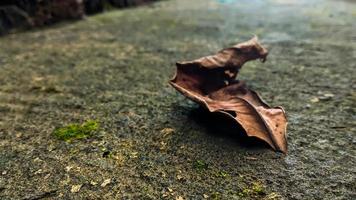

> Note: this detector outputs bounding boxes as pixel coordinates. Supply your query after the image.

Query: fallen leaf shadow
[188,106,271,151]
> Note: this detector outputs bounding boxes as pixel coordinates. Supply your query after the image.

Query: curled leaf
[169,36,288,153]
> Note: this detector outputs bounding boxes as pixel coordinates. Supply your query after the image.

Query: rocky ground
[0,0,355,199]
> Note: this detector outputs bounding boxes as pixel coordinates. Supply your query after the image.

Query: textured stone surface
[0,0,355,199]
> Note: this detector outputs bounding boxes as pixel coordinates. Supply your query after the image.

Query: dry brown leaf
[169,36,288,153]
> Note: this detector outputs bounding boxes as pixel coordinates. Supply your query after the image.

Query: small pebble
[176,196,184,200]
[101,179,111,187]
[310,97,319,103]
[71,184,82,193]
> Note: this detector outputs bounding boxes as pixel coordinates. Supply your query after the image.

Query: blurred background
[0,0,160,34]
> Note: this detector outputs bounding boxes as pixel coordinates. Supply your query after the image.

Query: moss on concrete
[53,120,99,142]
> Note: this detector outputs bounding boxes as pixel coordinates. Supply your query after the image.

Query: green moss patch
[193,160,208,171]
[53,120,99,142]
[238,181,266,198]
